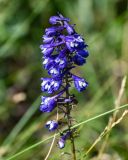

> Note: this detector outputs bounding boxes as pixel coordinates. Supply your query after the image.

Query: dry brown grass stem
[85,76,127,158]
[44,107,59,160]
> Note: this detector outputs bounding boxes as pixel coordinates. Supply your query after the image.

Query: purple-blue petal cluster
[40,13,89,149]
[58,131,71,149]
[40,90,64,112]
[45,120,58,131]
[41,78,61,94]
[40,96,57,112]
[72,75,88,92]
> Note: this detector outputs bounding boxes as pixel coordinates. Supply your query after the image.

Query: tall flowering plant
[40,13,89,159]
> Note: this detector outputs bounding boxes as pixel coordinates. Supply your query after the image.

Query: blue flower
[42,35,54,43]
[40,96,57,112]
[65,34,86,52]
[41,78,61,94]
[64,21,75,35]
[77,50,89,58]
[58,138,65,149]
[73,54,86,66]
[72,75,88,92]
[40,44,54,56]
[48,66,61,77]
[49,15,70,25]
[40,90,64,112]
[42,57,53,70]
[45,26,64,36]
[58,131,71,149]
[45,120,58,131]
[55,56,67,69]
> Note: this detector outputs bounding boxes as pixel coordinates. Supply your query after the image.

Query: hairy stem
[65,73,76,160]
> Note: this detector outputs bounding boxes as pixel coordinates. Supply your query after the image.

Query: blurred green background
[0,0,128,159]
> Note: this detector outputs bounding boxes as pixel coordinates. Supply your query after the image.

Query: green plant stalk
[65,73,76,160]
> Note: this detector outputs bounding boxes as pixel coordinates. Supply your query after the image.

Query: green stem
[65,73,76,160]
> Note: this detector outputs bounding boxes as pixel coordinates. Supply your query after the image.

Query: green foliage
[0,0,128,159]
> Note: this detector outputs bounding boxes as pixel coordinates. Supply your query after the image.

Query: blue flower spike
[40,13,89,149]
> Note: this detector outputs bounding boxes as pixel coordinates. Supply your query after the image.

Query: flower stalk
[39,13,89,159]
[65,71,76,160]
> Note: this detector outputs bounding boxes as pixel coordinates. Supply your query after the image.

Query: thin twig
[113,76,127,120]
[85,76,127,157]
[44,107,59,160]
[85,109,128,157]
[111,110,128,128]
[44,134,56,160]
[98,76,127,158]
